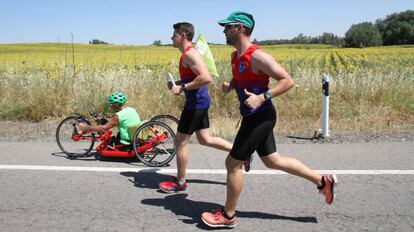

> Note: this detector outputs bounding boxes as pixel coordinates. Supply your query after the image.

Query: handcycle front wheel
[56,115,95,158]
[132,120,176,167]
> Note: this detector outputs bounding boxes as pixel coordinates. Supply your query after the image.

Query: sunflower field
[0,43,413,137]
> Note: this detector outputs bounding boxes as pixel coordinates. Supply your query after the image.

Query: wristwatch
[263,91,272,101]
[181,84,186,91]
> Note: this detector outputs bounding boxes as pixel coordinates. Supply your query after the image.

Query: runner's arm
[222,51,237,93]
[243,51,295,109]
[182,49,212,90]
[251,50,294,100]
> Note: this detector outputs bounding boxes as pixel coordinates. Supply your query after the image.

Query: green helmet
[107,92,126,105]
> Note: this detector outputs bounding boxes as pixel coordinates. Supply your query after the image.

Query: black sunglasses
[224,24,240,30]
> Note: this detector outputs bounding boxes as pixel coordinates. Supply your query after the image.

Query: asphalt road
[0,140,413,231]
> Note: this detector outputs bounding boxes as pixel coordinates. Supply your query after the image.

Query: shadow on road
[141,194,317,230]
[51,150,153,166]
[120,171,316,229]
[120,171,226,190]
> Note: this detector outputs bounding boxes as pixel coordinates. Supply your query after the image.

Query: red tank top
[231,44,272,116]
[179,46,196,80]
[231,44,269,88]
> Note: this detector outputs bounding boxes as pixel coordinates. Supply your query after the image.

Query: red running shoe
[201,208,237,228]
[159,179,187,193]
[319,175,337,204]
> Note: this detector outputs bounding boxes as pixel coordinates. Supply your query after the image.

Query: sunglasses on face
[224,24,240,31]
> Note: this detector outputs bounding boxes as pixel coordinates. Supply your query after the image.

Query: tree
[344,22,382,48]
[152,40,162,46]
[376,10,414,45]
[320,32,343,46]
[255,32,343,46]
[89,39,109,45]
[292,33,311,44]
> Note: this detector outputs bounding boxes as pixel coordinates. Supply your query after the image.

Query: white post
[320,73,330,138]
[167,72,176,86]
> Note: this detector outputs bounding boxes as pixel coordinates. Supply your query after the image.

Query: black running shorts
[230,106,277,161]
[177,108,210,135]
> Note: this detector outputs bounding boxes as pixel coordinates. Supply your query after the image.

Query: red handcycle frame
[71,127,169,158]
[56,113,178,166]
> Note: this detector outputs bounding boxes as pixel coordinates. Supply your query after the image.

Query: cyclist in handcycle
[56,92,177,166]
[78,92,141,150]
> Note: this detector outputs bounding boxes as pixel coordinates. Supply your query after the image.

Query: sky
[1,0,413,45]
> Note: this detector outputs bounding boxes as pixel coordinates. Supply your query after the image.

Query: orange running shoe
[201,208,237,228]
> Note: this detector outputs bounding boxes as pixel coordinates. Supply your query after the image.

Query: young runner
[159,22,241,193]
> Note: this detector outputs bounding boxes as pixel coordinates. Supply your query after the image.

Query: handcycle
[55,110,179,167]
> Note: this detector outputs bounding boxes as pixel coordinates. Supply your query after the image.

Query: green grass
[0,43,413,137]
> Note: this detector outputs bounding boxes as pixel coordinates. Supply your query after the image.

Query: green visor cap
[218,11,255,29]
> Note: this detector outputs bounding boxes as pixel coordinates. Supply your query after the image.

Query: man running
[201,11,337,228]
[159,22,237,193]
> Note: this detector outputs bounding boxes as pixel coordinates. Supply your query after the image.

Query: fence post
[318,73,330,138]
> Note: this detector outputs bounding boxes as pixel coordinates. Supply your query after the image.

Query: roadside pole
[318,73,330,138]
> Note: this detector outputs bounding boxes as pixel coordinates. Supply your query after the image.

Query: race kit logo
[238,61,246,74]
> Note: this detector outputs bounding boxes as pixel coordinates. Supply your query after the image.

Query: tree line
[91,10,412,48]
[255,10,413,48]
[89,39,109,45]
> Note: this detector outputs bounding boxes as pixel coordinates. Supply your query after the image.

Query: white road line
[0,165,413,175]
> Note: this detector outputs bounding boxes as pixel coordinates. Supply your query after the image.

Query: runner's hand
[244,89,265,109]
[222,81,232,93]
[167,81,173,90]
[171,85,182,95]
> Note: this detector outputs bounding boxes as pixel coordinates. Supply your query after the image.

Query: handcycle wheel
[150,114,179,133]
[56,115,95,157]
[132,120,176,167]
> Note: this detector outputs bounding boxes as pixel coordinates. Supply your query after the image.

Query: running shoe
[159,179,187,193]
[243,155,253,172]
[318,174,337,204]
[201,208,237,228]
